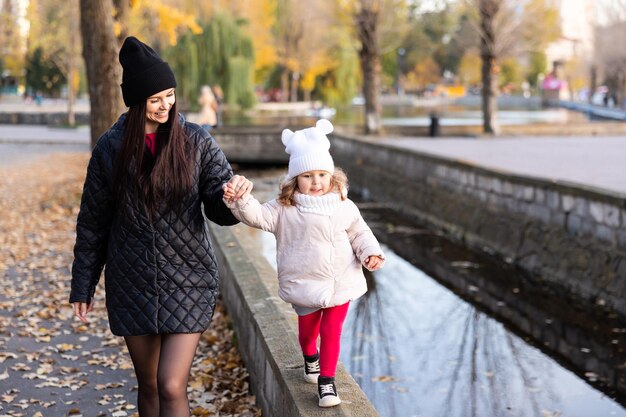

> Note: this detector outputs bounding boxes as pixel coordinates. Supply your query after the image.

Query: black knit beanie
[119,36,177,107]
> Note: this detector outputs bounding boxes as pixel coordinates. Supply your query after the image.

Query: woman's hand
[73,300,94,323]
[364,255,384,271]
[223,175,253,203]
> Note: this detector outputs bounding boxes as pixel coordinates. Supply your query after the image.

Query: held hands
[223,175,253,204]
[364,255,384,271]
[73,300,94,323]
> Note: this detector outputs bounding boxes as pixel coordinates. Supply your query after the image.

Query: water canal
[240,168,626,417]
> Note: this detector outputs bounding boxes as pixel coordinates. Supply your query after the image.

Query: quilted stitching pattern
[70,113,238,336]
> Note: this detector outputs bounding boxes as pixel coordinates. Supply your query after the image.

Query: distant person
[222,119,385,407]
[197,85,218,131]
[212,84,224,127]
[69,36,250,417]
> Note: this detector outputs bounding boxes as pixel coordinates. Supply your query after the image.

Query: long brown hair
[277,168,348,206]
[113,100,193,216]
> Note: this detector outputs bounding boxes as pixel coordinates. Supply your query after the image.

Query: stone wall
[0,112,90,125]
[371,212,626,398]
[209,223,379,416]
[331,133,626,316]
[212,127,289,164]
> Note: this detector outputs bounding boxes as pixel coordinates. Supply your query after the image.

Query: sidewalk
[375,134,626,196]
[0,154,260,417]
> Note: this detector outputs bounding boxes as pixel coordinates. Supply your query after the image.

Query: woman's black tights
[124,333,201,417]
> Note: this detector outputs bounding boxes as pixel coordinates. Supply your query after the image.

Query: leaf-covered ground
[0,153,261,417]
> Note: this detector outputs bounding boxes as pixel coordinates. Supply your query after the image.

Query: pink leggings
[297,302,350,378]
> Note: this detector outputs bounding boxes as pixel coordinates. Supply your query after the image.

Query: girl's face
[297,170,332,196]
[145,88,176,133]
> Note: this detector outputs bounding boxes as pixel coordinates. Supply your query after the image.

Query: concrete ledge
[209,224,379,416]
[0,112,90,126]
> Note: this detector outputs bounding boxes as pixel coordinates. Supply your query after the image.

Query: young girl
[223,119,385,407]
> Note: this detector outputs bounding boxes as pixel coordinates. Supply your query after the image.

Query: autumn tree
[0,0,26,91]
[24,48,66,96]
[27,0,82,125]
[272,1,338,102]
[273,0,304,102]
[171,0,277,86]
[477,0,500,134]
[464,0,560,134]
[112,0,131,43]
[397,4,466,93]
[595,0,626,107]
[457,49,482,86]
[354,0,382,133]
[80,0,123,148]
[332,0,406,134]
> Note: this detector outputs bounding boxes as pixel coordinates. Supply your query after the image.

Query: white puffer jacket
[225,193,384,308]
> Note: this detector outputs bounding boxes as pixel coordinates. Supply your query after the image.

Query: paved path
[0,125,89,166]
[0,125,90,144]
[378,135,626,195]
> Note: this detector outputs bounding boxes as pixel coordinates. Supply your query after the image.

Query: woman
[69,36,250,417]
[197,85,218,131]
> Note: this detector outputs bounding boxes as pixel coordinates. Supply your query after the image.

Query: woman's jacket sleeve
[198,132,239,226]
[69,142,114,304]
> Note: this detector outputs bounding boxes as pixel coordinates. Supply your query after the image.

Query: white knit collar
[293,191,342,216]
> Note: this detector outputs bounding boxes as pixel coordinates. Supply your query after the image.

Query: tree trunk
[67,0,79,127]
[615,67,626,108]
[79,0,123,148]
[356,2,382,135]
[280,67,289,102]
[112,0,130,44]
[589,65,597,105]
[290,71,299,102]
[479,0,500,135]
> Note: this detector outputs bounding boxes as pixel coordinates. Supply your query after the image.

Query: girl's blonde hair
[277,167,348,206]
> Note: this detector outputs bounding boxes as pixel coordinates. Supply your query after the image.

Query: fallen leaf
[371,375,397,382]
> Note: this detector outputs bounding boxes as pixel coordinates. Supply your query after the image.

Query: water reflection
[343,250,626,417]
[221,102,590,127]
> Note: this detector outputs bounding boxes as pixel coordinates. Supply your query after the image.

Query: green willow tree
[316,40,360,109]
[165,13,255,110]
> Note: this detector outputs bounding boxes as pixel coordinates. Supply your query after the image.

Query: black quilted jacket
[69,113,238,336]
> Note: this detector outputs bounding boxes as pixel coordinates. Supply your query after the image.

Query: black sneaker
[303,353,320,384]
[317,376,341,407]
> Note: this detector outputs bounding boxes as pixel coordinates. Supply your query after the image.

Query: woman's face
[296,170,332,196]
[145,88,176,133]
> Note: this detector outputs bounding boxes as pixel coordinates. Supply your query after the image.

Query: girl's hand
[73,300,94,323]
[223,175,253,203]
[364,255,384,271]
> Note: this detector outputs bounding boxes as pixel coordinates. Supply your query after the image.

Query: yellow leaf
[371,375,396,382]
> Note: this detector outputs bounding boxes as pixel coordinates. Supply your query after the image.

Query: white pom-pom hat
[282,119,335,180]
